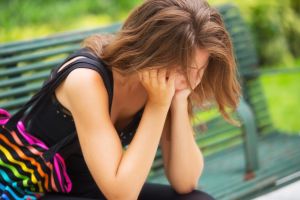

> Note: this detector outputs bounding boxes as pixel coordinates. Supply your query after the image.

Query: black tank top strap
[51,48,109,78]
[46,48,114,114]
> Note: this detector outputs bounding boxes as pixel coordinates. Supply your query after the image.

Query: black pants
[40,182,215,200]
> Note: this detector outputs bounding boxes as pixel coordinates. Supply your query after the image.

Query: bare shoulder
[62,67,112,129]
[63,67,108,95]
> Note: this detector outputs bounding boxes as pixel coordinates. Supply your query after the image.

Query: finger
[167,69,176,86]
[149,69,157,79]
[158,68,167,85]
[138,71,143,82]
[142,69,149,83]
[149,69,158,86]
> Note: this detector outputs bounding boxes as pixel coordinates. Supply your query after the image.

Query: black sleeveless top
[25,48,145,198]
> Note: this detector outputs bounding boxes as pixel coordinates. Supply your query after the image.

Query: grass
[260,59,300,133]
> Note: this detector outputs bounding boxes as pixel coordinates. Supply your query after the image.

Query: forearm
[116,101,169,198]
[168,100,204,191]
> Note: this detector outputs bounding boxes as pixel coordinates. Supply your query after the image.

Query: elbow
[103,181,140,200]
[104,187,139,200]
[172,183,198,194]
[170,173,199,195]
[119,190,140,200]
[110,194,138,200]
[105,191,138,200]
[171,168,203,194]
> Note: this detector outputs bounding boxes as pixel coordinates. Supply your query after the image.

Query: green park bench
[1,3,300,200]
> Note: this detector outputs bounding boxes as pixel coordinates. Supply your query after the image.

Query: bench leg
[237,98,259,177]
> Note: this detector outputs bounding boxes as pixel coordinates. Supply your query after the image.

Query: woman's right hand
[138,68,176,108]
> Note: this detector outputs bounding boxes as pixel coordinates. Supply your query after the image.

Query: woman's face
[174,48,209,91]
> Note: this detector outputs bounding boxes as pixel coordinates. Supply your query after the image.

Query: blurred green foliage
[291,0,300,14]
[210,0,300,66]
[250,1,300,65]
[0,0,142,42]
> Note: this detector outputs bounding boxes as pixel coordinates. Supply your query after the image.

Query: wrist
[146,100,171,111]
[171,98,188,112]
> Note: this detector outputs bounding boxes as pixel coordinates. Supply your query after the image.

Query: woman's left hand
[170,69,202,107]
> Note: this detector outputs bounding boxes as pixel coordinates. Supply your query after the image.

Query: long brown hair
[83,0,241,125]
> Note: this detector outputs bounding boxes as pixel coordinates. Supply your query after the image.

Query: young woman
[26,0,240,199]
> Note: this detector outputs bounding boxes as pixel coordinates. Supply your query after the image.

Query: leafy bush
[285,0,300,58]
[247,1,298,66]
[211,0,300,66]
[290,0,300,15]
